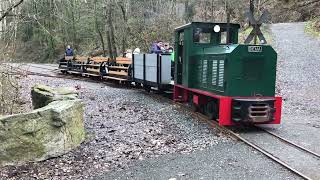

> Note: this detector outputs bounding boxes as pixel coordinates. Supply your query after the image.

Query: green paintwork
[174,22,277,97]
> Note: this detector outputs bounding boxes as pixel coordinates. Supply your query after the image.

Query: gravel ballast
[0,75,227,179]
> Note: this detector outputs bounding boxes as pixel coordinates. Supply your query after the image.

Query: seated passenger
[125,49,133,59]
[168,47,175,78]
[65,45,74,57]
[133,48,141,54]
[150,41,164,54]
[167,47,174,62]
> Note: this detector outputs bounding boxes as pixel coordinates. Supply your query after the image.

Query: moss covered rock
[0,85,85,166]
[31,84,78,109]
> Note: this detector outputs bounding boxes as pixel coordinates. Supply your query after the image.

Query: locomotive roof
[175,22,240,31]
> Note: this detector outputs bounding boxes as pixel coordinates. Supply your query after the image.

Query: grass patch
[305,19,320,38]
[239,24,273,45]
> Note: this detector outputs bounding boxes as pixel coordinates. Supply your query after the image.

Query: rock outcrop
[31,84,79,109]
[0,85,85,166]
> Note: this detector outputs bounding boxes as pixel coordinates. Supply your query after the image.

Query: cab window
[220,31,227,44]
[193,28,212,44]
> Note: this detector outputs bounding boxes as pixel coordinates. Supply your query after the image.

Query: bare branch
[0,0,25,22]
[298,0,320,8]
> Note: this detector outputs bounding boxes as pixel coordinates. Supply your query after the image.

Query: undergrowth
[305,19,320,38]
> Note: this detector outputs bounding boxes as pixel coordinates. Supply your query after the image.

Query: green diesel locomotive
[173,22,282,126]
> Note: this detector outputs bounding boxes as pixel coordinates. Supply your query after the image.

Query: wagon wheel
[135,83,142,88]
[124,81,132,88]
[144,85,151,92]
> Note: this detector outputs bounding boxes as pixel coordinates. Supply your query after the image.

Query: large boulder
[31,84,79,109]
[0,85,85,166]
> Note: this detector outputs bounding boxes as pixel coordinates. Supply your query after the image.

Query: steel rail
[25,64,59,71]
[257,127,320,159]
[4,63,58,72]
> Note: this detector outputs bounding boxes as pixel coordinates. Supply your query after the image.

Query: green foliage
[305,19,320,38]
[2,0,320,62]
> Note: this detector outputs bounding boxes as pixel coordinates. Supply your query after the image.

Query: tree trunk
[119,1,128,54]
[106,30,113,59]
[106,0,117,59]
[94,0,106,56]
[70,0,77,49]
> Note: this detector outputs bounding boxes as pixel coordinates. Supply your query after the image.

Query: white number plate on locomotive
[248,46,262,53]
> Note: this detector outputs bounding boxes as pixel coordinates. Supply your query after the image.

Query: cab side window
[179,32,184,46]
[220,31,228,44]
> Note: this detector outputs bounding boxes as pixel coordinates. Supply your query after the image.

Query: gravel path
[265,22,320,154]
[0,75,227,180]
[95,142,300,180]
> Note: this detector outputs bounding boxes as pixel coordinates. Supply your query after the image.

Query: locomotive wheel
[191,103,199,112]
[206,101,218,120]
[188,95,199,112]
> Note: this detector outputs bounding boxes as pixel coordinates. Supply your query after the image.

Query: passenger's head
[157,41,163,47]
[133,48,141,54]
[164,43,169,49]
[67,45,71,49]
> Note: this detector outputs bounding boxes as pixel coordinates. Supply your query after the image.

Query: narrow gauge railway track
[22,64,59,71]
[7,64,319,180]
[4,64,103,82]
[150,94,320,180]
[256,127,320,159]
[3,63,59,72]
[4,64,131,91]
[232,127,320,180]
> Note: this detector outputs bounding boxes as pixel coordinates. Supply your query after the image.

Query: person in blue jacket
[65,45,74,56]
[150,41,164,54]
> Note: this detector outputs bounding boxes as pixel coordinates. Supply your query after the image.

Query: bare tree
[0,0,24,22]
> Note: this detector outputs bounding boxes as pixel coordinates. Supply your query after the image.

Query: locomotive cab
[174,22,282,125]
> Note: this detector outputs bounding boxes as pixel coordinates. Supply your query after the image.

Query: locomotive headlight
[214,25,221,33]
